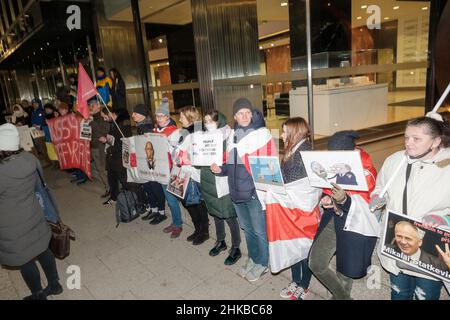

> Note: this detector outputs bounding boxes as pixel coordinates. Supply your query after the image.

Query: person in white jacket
[370,114,450,300]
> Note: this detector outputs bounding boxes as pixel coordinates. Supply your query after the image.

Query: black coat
[111,78,127,110]
[219,109,266,203]
[315,196,377,279]
[106,110,132,172]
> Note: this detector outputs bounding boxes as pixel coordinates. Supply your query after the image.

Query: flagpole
[95,93,126,139]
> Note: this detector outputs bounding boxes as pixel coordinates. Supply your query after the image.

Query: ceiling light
[422,7,428,11]
[357,16,362,20]
[393,6,399,10]
[158,38,163,43]
[250,84,254,89]
[270,43,274,47]
[327,3,331,7]
[259,46,263,50]
[384,17,389,20]
[361,5,367,9]
[280,2,287,7]
[410,71,415,75]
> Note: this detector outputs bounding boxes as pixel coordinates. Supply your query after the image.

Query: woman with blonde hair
[173,106,210,245]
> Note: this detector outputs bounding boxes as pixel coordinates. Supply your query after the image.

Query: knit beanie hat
[0,123,20,151]
[155,98,170,116]
[327,130,359,150]
[233,98,253,115]
[133,104,149,117]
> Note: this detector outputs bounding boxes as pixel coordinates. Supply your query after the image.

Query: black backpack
[115,190,141,227]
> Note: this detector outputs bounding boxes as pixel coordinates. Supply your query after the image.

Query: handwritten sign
[47,113,91,179]
[191,132,223,166]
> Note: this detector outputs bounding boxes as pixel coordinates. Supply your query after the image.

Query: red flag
[76,63,98,119]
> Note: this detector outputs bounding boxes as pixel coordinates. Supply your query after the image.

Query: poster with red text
[47,113,91,179]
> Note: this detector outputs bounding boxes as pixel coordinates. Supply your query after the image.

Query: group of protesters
[1,66,450,300]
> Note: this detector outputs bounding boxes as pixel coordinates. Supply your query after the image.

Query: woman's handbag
[185,180,202,206]
[35,169,76,259]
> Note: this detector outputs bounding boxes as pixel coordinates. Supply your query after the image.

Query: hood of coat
[407,147,450,167]
[0,152,36,180]
[234,108,265,131]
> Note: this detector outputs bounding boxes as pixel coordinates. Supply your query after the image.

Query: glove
[369,194,386,212]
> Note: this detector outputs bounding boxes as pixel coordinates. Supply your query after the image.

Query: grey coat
[0,152,51,267]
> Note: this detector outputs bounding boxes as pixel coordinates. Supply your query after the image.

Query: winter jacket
[31,105,46,128]
[374,148,450,281]
[218,109,275,204]
[111,78,127,110]
[316,148,378,278]
[105,110,132,172]
[96,75,113,106]
[200,113,236,219]
[281,140,312,183]
[0,152,51,266]
[136,117,153,135]
[90,112,110,150]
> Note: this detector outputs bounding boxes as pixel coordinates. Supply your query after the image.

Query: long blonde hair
[282,117,310,163]
[179,105,201,125]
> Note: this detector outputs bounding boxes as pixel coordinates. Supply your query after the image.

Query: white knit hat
[0,123,20,151]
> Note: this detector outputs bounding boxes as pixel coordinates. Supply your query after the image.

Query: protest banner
[381,210,450,282]
[191,132,223,166]
[300,150,368,191]
[47,113,91,179]
[133,133,171,184]
[17,125,34,152]
[166,166,191,199]
[248,156,286,194]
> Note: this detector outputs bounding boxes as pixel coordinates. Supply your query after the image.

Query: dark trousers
[107,168,127,201]
[143,181,165,212]
[292,259,313,289]
[183,201,209,235]
[20,249,60,294]
[214,216,241,249]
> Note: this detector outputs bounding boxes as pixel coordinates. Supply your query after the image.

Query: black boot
[141,210,157,221]
[23,290,47,300]
[43,282,63,297]
[193,221,209,246]
[224,247,242,265]
[209,240,227,256]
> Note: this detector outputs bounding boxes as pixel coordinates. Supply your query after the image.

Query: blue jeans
[162,184,183,227]
[233,198,269,267]
[292,259,313,289]
[390,273,443,300]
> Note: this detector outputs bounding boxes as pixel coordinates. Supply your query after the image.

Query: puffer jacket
[218,109,270,204]
[200,113,236,219]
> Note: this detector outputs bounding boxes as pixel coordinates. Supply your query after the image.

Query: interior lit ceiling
[107,0,431,36]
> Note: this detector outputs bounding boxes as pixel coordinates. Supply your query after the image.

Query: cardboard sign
[30,127,45,139]
[381,211,450,282]
[17,125,34,152]
[166,166,191,199]
[191,132,223,166]
[300,150,368,191]
[80,119,92,141]
[248,156,286,194]
[47,113,91,179]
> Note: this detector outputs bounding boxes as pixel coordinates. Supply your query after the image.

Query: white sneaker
[237,258,255,278]
[290,287,309,300]
[245,264,268,282]
[280,282,298,299]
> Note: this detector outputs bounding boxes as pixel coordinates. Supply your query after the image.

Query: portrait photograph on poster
[381,211,450,282]
[248,156,286,194]
[134,133,171,184]
[166,166,191,199]
[300,150,368,191]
